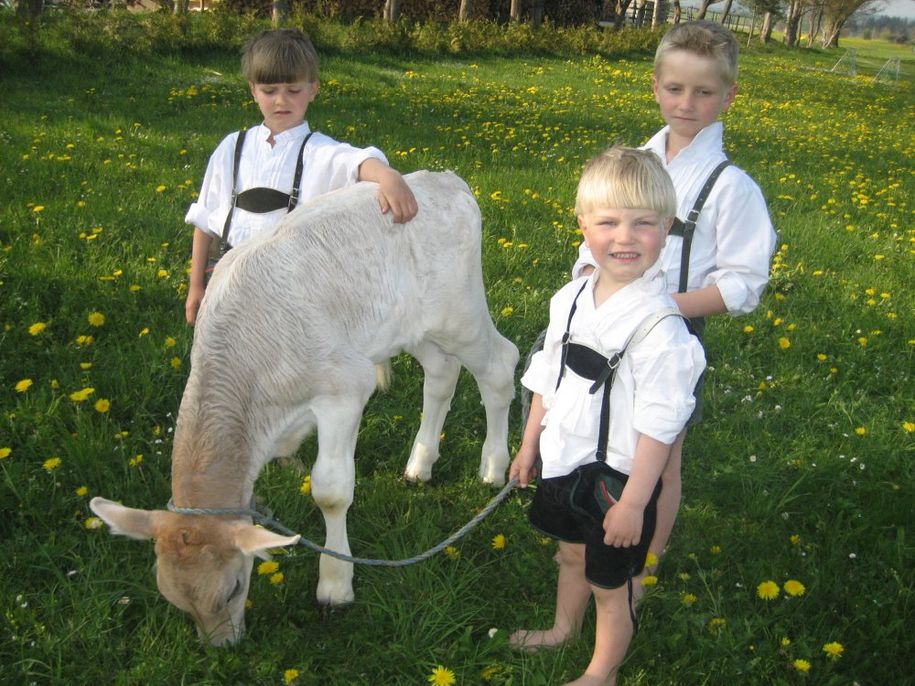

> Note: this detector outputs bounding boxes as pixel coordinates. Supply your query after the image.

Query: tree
[719,0,735,22]
[820,0,883,47]
[383,0,401,22]
[696,0,714,19]
[459,0,472,21]
[272,0,290,25]
[510,0,522,21]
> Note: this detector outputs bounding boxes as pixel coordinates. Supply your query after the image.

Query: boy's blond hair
[575,146,676,219]
[242,29,319,84]
[654,20,739,86]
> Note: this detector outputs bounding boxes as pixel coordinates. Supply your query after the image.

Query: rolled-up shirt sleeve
[629,322,706,445]
[703,169,776,316]
[184,132,237,237]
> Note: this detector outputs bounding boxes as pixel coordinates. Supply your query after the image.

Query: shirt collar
[645,121,724,165]
[254,121,312,144]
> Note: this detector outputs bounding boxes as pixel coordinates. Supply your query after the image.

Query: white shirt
[573,123,777,315]
[522,264,706,479]
[185,122,387,247]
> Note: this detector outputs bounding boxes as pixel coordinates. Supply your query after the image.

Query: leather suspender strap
[668,160,731,293]
[220,128,247,255]
[288,132,312,211]
[555,280,590,391]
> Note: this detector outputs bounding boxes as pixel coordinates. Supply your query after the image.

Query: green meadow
[1,12,913,686]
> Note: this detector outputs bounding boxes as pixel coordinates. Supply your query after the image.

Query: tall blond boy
[573,21,776,568]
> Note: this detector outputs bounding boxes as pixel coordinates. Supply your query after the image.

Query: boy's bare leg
[634,431,685,594]
[562,583,633,686]
[510,541,591,650]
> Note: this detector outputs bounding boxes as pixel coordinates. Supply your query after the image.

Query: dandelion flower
[792,659,811,673]
[0,447,11,460]
[644,551,658,568]
[128,454,143,467]
[76,486,88,496]
[428,666,456,686]
[28,322,47,335]
[903,421,915,433]
[69,387,95,402]
[15,379,33,393]
[709,545,721,555]
[854,427,867,436]
[284,669,301,685]
[681,593,697,606]
[94,398,111,413]
[33,205,45,213]
[822,641,844,660]
[757,580,780,600]
[783,579,806,597]
[269,572,284,585]
[778,337,791,350]
[164,336,177,348]
[299,475,311,495]
[491,534,506,550]
[170,357,182,370]
[707,617,726,634]
[156,185,167,193]
[641,575,658,587]
[743,325,754,333]
[88,312,105,327]
[444,545,460,560]
[84,517,103,530]
[43,457,62,472]
[500,306,514,317]
[257,561,279,576]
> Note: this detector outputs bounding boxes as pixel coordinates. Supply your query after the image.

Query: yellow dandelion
[444,545,460,560]
[756,580,780,600]
[84,517,103,530]
[164,336,177,348]
[783,579,805,597]
[902,421,915,433]
[644,551,658,569]
[80,362,92,370]
[94,398,110,413]
[822,641,844,660]
[500,306,514,317]
[170,357,182,370]
[428,665,456,686]
[33,205,45,213]
[491,534,506,550]
[15,379,33,393]
[709,545,721,555]
[43,457,62,472]
[743,325,754,333]
[299,475,311,495]
[817,353,827,361]
[792,659,811,673]
[778,337,791,350]
[284,669,301,685]
[155,184,167,193]
[681,593,697,606]
[128,454,143,467]
[138,327,150,337]
[28,322,47,335]
[69,387,95,402]
[781,636,791,647]
[854,427,867,436]
[269,572,284,585]
[0,447,12,460]
[790,534,801,545]
[257,560,279,576]
[640,575,658,587]
[87,312,105,327]
[76,486,89,496]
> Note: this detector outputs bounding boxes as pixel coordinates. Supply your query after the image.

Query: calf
[91,170,518,645]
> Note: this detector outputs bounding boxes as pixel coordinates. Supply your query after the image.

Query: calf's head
[90,497,299,646]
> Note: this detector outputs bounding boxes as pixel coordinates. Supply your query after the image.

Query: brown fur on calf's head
[90,497,299,646]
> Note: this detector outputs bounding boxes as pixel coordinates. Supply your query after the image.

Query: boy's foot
[509,628,571,652]
[562,674,615,686]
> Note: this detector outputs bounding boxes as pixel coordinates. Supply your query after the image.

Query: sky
[877,0,915,19]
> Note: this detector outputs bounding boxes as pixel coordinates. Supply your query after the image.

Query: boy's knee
[557,542,586,568]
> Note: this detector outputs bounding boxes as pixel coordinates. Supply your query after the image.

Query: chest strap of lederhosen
[218,130,313,255]
[555,282,684,462]
[668,159,731,294]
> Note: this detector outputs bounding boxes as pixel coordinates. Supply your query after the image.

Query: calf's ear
[231,523,300,560]
[90,497,159,540]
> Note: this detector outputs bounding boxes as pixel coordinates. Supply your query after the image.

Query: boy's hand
[509,445,540,488]
[376,169,418,223]
[602,500,644,548]
[185,284,205,325]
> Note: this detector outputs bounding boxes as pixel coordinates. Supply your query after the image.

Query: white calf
[90,171,518,645]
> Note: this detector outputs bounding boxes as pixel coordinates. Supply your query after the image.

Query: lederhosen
[204,129,313,280]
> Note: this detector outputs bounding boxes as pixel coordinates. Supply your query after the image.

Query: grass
[1,12,914,686]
